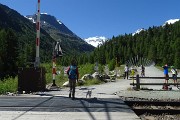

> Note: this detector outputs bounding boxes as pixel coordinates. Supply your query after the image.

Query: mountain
[27,13,75,36]
[0,3,94,77]
[84,36,108,47]
[132,19,180,36]
[88,20,180,68]
[0,3,55,66]
[0,3,59,78]
[26,14,95,55]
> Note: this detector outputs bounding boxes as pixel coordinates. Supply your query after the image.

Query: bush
[109,59,116,71]
[0,77,18,94]
[0,63,106,94]
[41,63,68,87]
[78,63,95,78]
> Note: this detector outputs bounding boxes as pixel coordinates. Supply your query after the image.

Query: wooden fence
[130,75,180,90]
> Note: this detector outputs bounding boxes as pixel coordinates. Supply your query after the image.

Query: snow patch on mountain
[132,28,144,36]
[26,14,63,26]
[25,13,49,24]
[26,16,36,23]
[132,19,180,36]
[164,19,180,25]
[162,19,180,27]
[41,13,48,15]
[57,20,62,24]
[84,36,107,47]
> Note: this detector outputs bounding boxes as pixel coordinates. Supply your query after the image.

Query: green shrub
[108,59,116,71]
[78,63,95,78]
[41,63,68,87]
[0,77,18,94]
[0,63,106,94]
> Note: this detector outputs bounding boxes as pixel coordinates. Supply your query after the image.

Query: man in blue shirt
[162,64,169,84]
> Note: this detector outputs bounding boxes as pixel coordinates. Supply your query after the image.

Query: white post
[52,56,56,86]
[35,0,41,67]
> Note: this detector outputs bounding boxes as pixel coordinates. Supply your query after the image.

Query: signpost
[52,42,63,86]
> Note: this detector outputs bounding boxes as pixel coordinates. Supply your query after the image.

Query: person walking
[67,59,79,100]
[171,66,178,85]
[124,65,129,79]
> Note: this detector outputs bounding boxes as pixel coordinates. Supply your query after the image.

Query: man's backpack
[68,65,77,79]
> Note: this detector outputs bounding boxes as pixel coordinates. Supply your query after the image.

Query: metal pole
[35,0,40,67]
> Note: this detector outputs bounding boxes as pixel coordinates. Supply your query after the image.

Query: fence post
[136,74,140,90]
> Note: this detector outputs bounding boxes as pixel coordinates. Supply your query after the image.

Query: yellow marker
[131,69,135,86]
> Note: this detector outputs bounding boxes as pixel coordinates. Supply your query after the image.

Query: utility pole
[35,0,41,67]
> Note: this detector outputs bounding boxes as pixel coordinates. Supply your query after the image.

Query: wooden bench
[130,75,180,90]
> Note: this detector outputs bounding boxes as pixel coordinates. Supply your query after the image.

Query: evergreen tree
[174,38,180,68]
[0,29,18,78]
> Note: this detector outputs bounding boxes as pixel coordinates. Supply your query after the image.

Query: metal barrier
[130,75,180,90]
[18,67,46,93]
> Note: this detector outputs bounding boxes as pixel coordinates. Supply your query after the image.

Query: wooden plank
[130,77,180,79]
[130,83,180,85]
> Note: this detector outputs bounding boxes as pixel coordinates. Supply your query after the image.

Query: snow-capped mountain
[84,36,107,47]
[132,19,180,36]
[26,13,75,36]
[163,19,180,25]
[25,13,94,53]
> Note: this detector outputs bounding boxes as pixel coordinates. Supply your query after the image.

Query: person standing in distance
[67,59,79,100]
[141,65,145,77]
[171,66,178,85]
[124,65,129,79]
[162,64,169,84]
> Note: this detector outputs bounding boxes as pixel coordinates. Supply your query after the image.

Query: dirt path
[47,65,179,99]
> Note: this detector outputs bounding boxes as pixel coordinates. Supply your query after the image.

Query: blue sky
[0,0,180,39]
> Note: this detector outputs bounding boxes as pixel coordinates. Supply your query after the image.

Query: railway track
[120,96,180,120]
[124,100,180,115]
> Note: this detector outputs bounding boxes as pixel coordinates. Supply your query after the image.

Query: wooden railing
[130,75,180,90]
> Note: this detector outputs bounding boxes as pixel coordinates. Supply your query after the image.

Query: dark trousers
[124,72,129,79]
[69,79,76,98]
